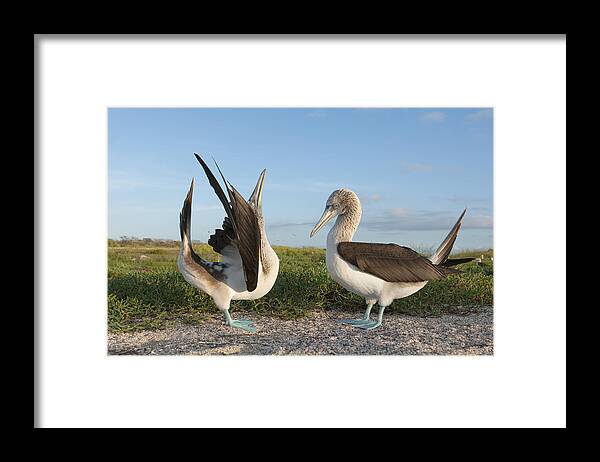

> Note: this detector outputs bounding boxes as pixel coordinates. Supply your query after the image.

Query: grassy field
[108,240,493,333]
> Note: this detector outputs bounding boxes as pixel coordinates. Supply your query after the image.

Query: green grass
[108,240,493,332]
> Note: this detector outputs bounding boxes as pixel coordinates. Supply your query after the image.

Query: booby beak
[310,205,337,237]
[249,169,267,209]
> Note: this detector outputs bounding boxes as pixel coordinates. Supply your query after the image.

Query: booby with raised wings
[310,189,473,330]
[177,154,279,333]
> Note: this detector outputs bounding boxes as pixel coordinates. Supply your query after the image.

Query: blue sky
[109,108,493,251]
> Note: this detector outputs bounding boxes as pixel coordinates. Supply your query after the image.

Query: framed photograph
[107,107,494,356]
[35,34,566,428]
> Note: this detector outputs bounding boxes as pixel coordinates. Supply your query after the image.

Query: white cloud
[358,193,383,204]
[405,162,434,173]
[446,194,491,203]
[363,208,493,231]
[465,109,493,122]
[465,214,494,228]
[306,109,327,118]
[391,207,409,217]
[421,111,446,123]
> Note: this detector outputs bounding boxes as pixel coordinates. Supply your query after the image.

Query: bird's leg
[341,302,375,326]
[354,305,386,330]
[223,309,256,333]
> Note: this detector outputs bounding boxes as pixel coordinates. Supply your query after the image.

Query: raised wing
[194,154,261,292]
[178,178,227,283]
[225,184,261,291]
[337,242,451,283]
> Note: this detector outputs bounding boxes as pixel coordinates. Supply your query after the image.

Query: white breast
[231,247,280,301]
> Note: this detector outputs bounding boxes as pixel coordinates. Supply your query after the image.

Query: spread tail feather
[442,257,475,267]
[429,209,467,265]
[439,266,461,276]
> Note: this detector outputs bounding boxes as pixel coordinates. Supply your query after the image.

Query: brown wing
[194,154,261,292]
[227,184,261,292]
[337,242,447,283]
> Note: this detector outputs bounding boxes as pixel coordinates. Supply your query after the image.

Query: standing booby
[177,154,280,333]
[310,189,473,330]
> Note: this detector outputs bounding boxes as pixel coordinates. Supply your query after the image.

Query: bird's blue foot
[227,319,256,333]
[340,318,373,326]
[341,303,375,327]
[223,311,256,333]
[343,305,385,330]
[353,319,382,330]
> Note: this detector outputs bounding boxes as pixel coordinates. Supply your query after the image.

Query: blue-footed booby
[310,189,473,330]
[177,154,279,333]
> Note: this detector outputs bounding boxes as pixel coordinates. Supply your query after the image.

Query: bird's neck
[328,201,362,244]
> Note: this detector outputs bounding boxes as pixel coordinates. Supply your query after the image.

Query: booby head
[310,188,360,237]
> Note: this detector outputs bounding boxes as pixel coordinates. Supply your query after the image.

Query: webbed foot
[227,319,256,333]
[353,319,382,330]
[340,318,373,326]
[342,305,385,330]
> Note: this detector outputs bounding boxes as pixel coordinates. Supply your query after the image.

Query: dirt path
[108,306,493,355]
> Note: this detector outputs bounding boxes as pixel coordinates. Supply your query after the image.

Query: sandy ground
[108,306,493,355]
